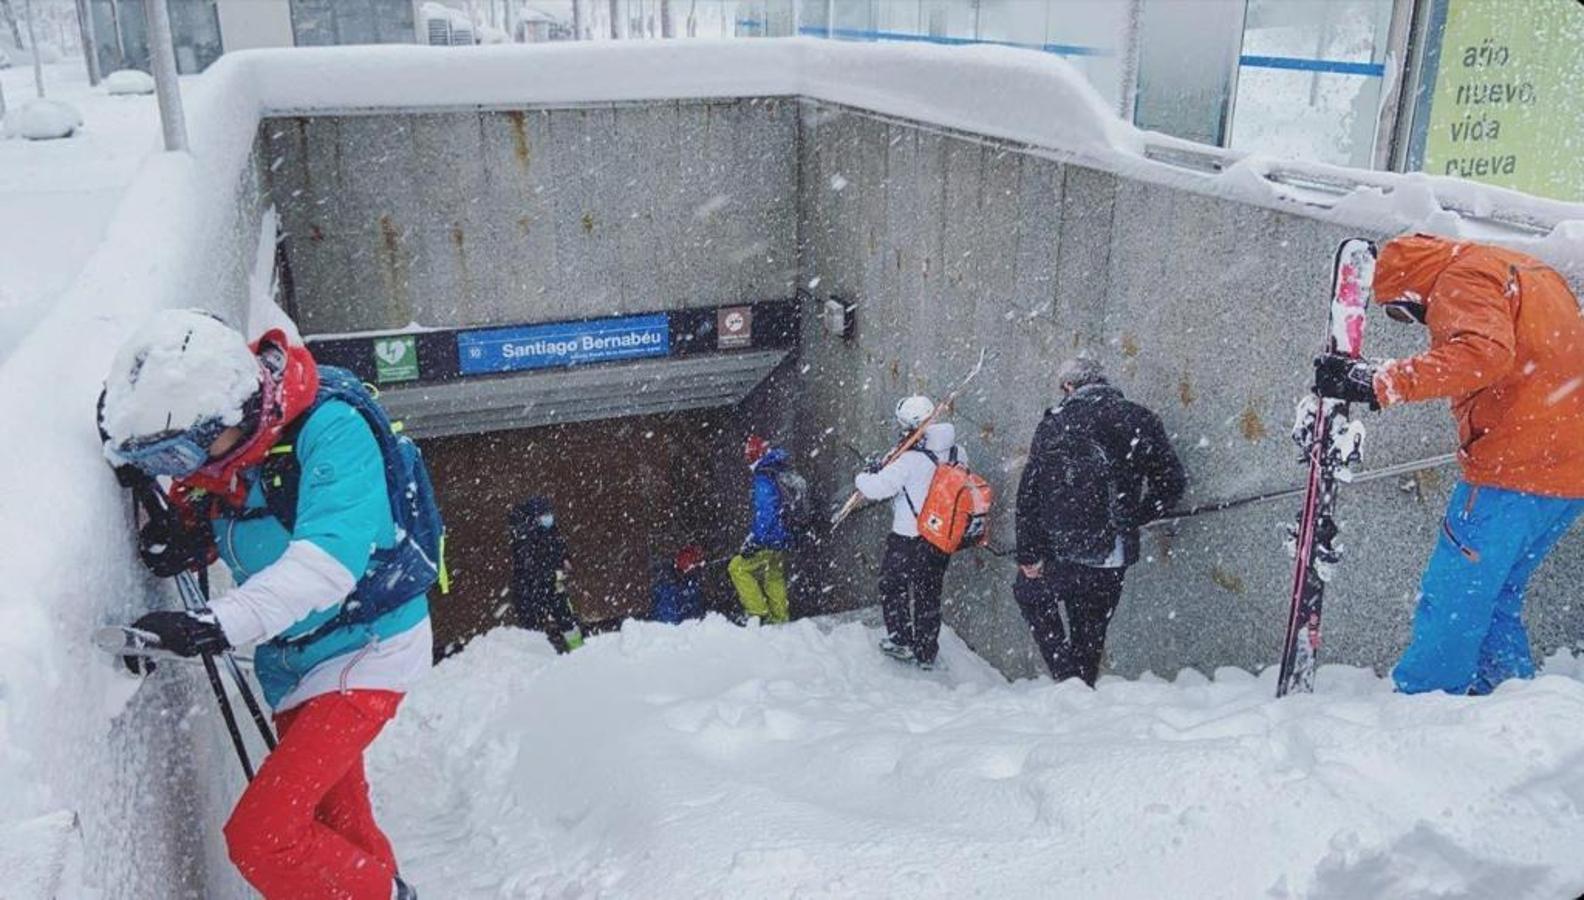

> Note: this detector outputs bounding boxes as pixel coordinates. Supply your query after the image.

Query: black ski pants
[516,593,581,654]
[878,533,951,663]
[1013,561,1126,685]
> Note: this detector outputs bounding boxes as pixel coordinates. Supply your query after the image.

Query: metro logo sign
[717,305,752,349]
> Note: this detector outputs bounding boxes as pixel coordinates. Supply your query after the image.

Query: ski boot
[1282,517,1343,581]
[1290,395,1322,462]
[1291,396,1366,475]
[1328,416,1366,481]
[915,657,937,672]
[879,638,915,663]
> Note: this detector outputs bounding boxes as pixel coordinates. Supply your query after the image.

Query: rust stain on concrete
[505,110,531,171]
[1239,401,1267,442]
[1210,565,1245,594]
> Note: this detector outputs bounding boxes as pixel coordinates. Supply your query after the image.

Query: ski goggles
[1383,300,1427,325]
[108,417,232,478]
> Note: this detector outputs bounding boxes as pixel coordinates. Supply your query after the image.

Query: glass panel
[1134,0,1250,146]
[872,0,921,35]
[337,0,381,46]
[975,0,1046,45]
[1046,0,1132,113]
[831,0,876,35]
[289,0,339,46]
[373,0,417,43]
[1229,0,1393,167]
[169,0,222,72]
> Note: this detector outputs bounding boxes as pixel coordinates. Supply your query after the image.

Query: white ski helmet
[101,310,262,459]
[895,394,935,430]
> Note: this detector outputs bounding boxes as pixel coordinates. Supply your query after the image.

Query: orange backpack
[909,448,993,554]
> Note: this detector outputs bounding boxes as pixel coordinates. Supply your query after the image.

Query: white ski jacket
[854,423,960,538]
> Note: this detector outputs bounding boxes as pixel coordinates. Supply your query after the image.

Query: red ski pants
[223,689,403,900]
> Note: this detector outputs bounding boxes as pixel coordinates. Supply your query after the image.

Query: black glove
[129,610,231,658]
[863,456,886,475]
[1313,354,1380,409]
[137,518,214,578]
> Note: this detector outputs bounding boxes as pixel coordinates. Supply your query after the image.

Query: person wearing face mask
[1313,233,1584,696]
[99,309,430,900]
[508,496,584,653]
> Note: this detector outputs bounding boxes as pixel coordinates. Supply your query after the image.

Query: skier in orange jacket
[1314,233,1584,694]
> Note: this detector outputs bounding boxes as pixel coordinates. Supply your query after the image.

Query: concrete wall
[263,93,1583,684]
[262,99,799,335]
[793,99,1584,680]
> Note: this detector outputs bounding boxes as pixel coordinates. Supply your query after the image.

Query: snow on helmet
[894,395,934,430]
[101,309,262,476]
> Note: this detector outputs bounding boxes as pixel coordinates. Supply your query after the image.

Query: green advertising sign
[1418,0,1584,202]
[373,335,419,383]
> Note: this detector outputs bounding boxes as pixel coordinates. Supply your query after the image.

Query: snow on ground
[372,617,1584,899]
[0,60,159,360]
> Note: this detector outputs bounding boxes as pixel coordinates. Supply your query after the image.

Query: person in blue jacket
[651,545,708,623]
[727,434,793,623]
[99,310,426,900]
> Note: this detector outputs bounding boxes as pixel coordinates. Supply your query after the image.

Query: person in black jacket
[1013,357,1186,685]
[509,497,584,653]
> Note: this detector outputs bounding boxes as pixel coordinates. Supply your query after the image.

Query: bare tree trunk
[608,0,619,39]
[659,0,672,37]
[0,0,26,51]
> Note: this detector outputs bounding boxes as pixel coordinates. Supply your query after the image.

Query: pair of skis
[95,482,277,779]
[829,348,986,528]
[1275,237,1377,698]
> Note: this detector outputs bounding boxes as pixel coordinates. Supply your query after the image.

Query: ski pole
[181,569,276,752]
[1145,451,1459,527]
[199,643,255,780]
[129,481,276,757]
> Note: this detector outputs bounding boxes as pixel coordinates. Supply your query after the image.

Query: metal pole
[1217,0,1251,147]
[1118,0,1143,122]
[75,0,101,85]
[24,0,44,98]
[142,0,187,152]
[1379,0,1430,172]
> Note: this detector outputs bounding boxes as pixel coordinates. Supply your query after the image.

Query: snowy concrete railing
[224,39,1584,274]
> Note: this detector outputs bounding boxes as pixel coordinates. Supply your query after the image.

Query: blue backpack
[255,365,447,639]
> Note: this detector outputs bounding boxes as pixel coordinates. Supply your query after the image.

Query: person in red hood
[1314,233,1584,695]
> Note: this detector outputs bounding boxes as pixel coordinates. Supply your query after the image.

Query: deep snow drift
[371,618,1584,899]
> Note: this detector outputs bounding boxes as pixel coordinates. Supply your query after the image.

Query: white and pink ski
[1277,238,1377,698]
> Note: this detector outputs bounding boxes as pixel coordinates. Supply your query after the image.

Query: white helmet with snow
[894,394,935,431]
[100,309,263,477]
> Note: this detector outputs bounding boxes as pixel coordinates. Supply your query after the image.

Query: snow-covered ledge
[228,39,1584,274]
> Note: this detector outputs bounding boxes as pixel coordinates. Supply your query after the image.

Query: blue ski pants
[1393,481,1584,695]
